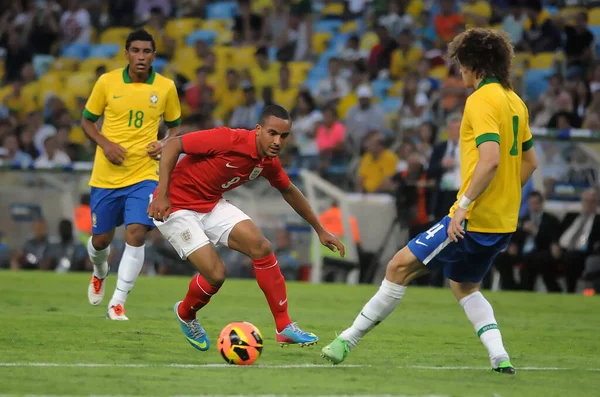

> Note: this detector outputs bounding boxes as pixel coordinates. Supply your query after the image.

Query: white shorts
[154,199,251,260]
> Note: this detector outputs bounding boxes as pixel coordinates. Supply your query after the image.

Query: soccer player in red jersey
[148,105,345,350]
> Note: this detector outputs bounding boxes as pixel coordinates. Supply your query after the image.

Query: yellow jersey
[83,66,181,189]
[449,78,533,233]
[359,150,399,193]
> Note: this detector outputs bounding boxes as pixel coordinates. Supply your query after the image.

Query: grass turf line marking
[0,362,599,371]
[0,395,452,397]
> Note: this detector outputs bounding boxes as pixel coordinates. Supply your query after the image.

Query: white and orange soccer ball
[217,321,264,365]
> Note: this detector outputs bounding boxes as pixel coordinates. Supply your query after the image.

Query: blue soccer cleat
[173,301,210,351]
[276,322,318,347]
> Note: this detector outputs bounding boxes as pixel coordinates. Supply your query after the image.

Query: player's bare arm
[81,116,127,165]
[147,126,182,160]
[147,137,183,221]
[279,183,345,257]
[448,141,500,242]
[520,145,538,187]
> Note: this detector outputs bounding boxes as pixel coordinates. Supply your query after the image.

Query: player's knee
[91,234,111,251]
[205,262,226,287]
[248,238,272,260]
[125,224,147,246]
[385,248,427,286]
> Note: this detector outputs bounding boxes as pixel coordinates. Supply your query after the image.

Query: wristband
[458,195,472,210]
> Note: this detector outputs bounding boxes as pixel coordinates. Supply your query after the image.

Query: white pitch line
[0,395,452,397]
[0,362,599,371]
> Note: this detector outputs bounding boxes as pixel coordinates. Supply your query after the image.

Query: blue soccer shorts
[90,180,158,235]
[407,216,512,283]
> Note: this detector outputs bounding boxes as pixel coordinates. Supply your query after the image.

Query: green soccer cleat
[320,337,350,364]
[493,360,516,375]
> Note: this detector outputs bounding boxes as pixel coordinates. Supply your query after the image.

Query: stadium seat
[61,43,91,60]
[231,46,257,68]
[65,72,95,97]
[430,65,449,80]
[513,52,532,69]
[590,8,600,25]
[359,31,379,51]
[165,18,202,43]
[50,58,80,72]
[302,76,321,94]
[314,20,344,34]
[380,97,402,114]
[524,69,553,101]
[79,58,111,73]
[186,30,218,47]
[215,29,233,45]
[288,61,313,85]
[372,80,392,99]
[152,57,168,73]
[388,80,405,97]
[206,1,239,20]
[528,52,556,70]
[340,20,360,34]
[89,44,120,59]
[268,46,278,62]
[329,32,353,52]
[200,19,230,33]
[312,32,333,55]
[99,27,131,45]
[321,2,345,17]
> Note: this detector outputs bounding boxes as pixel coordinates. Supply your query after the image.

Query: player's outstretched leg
[87,234,112,306]
[451,281,514,374]
[175,244,226,351]
[106,224,147,320]
[228,220,318,347]
[321,246,427,364]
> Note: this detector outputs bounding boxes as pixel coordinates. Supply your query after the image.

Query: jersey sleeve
[164,82,182,128]
[181,127,233,155]
[522,106,534,151]
[466,95,500,147]
[262,157,291,191]
[82,75,107,122]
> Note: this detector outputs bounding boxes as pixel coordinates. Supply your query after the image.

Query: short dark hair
[125,29,156,52]
[259,105,290,125]
[447,28,514,90]
[528,190,543,201]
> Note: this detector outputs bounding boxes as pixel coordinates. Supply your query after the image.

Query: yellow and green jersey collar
[122,66,156,84]
[477,77,500,90]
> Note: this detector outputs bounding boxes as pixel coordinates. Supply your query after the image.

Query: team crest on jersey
[92,213,97,228]
[180,229,192,243]
[249,167,263,180]
[150,93,158,108]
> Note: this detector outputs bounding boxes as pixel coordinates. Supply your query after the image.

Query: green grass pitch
[0,271,598,396]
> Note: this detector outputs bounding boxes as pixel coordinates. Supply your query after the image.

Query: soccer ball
[218,321,264,365]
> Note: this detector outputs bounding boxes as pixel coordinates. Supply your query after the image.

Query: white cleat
[106,304,129,321]
[88,276,106,305]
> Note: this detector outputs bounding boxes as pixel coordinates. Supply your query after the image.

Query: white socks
[109,243,145,308]
[88,237,110,279]
[340,279,406,347]
[460,291,509,368]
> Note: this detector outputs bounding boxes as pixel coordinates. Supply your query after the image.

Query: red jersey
[164,127,291,213]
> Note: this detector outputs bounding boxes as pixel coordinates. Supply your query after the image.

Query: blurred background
[1,0,600,295]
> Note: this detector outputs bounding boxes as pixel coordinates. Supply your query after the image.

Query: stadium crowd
[1,0,600,293]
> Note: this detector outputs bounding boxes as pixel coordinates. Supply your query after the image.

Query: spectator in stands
[522,0,561,54]
[497,191,560,291]
[545,189,600,293]
[572,79,592,120]
[414,10,437,50]
[22,1,60,55]
[264,0,289,48]
[390,29,422,80]
[428,113,461,220]
[341,35,368,65]
[440,63,468,117]
[315,57,350,106]
[2,29,32,84]
[60,0,92,45]
[214,69,243,122]
[357,131,399,193]
[108,0,136,27]
[34,133,71,169]
[316,105,347,174]
[290,91,321,167]
[233,0,264,45]
[434,0,464,45]
[0,231,9,269]
[416,58,441,99]
[184,67,214,114]
[48,219,88,272]
[565,147,597,188]
[273,65,297,112]
[502,0,527,50]
[144,6,175,59]
[273,228,301,281]
[540,142,568,195]
[10,218,51,270]
[563,12,594,80]
[367,25,398,80]
[531,74,564,127]
[250,46,278,98]
[378,0,413,38]
[345,85,385,152]
[547,90,581,129]
[0,133,32,168]
[397,72,429,131]
[74,193,92,245]
[229,82,264,130]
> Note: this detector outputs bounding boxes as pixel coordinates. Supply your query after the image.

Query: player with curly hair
[321,28,539,374]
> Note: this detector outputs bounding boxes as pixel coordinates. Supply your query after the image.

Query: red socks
[178,274,221,321]
[253,253,292,332]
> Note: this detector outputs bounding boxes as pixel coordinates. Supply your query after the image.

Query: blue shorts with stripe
[90,180,157,235]
[407,216,512,283]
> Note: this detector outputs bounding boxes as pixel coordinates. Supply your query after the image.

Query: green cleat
[321,337,350,364]
[493,360,516,375]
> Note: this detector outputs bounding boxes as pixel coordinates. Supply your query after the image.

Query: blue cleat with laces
[173,301,210,351]
[276,322,318,347]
